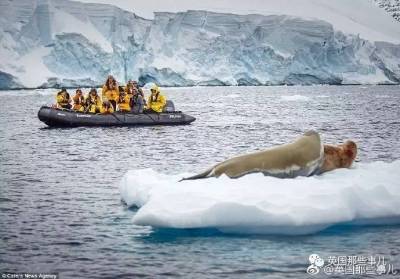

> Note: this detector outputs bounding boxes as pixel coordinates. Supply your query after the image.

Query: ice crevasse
[119,160,400,235]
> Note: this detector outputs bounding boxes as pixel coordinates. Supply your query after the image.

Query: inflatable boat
[38,103,196,127]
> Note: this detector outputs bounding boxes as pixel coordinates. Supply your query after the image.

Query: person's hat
[150,84,159,93]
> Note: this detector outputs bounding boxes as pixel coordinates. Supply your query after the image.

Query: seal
[319,140,357,173]
[181,130,325,181]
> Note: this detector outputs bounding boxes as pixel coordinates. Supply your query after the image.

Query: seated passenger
[118,90,131,112]
[126,80,144,97]
[146,84,166,113]
[56,88,71,109]
[125,80,135,94]
[130,88,144,114]
[102,75,119,111]
[131,80,146,108]
[101,101,114,114]
[72,89,85,111]
[85,88,102,113]
[127,80,146,106]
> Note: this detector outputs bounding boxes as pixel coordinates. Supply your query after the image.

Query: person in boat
[72,89,85,112]
[126,80,137,95]
[132,80,147,113]
[126,80,144,113]
[102,75,119,111]
[85,88,102,113]
[56,87,71,109]
[101,100,114,114]
[128,80,145,99]
[118,85,125,93]
[117,87,131,112]
[146,84,166,113]
[130,87,145,113]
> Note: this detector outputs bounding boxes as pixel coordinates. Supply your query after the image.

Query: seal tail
[179,167,215,182]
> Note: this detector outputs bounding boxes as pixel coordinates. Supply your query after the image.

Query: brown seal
[181,131,324,180]
[181,131,357,181]
[319,140,357,173]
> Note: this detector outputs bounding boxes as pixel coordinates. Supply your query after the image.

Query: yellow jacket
[72,94,85,111]
[100,104,114,114]
[118,94,131,112]
[102,85,119,102]
[85,95,102,113]
[147,85,166,113]
[56,91,70,107]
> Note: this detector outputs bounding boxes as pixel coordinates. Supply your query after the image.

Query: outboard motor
[163,100,175,112]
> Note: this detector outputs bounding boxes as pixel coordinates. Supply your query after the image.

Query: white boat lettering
[76,114,92,118]
[57,113,66,116]
[169,114,182,119]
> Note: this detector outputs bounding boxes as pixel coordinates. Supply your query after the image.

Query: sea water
[1,85,399,278]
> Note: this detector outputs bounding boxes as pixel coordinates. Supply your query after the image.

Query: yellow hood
[151,84,160,93]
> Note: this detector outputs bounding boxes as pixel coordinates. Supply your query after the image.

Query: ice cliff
[0,0,399,88]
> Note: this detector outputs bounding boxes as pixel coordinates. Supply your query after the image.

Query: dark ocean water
[0,85,399,278]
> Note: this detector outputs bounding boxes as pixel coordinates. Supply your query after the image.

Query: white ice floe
[120,160,400,235]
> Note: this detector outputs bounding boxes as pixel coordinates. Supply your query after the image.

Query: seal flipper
[179,166,215,182]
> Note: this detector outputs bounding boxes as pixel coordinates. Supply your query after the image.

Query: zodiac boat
[38,101,195,127]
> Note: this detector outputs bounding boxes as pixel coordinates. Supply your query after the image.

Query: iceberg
[0,0,400,88]
[119,160,400,235]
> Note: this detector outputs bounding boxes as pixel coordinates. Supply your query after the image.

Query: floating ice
[119,160,400,235]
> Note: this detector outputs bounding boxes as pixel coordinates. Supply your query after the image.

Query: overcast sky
[78,0,270,19]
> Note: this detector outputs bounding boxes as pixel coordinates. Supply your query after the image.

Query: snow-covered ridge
[0,0,400,89]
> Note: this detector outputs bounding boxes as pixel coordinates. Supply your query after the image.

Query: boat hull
[38,106,196,127]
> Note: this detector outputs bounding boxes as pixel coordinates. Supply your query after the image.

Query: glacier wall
[0,0,399,88]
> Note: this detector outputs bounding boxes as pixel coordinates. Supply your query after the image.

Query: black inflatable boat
[38,103,196,127]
